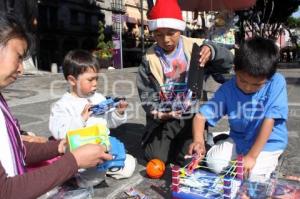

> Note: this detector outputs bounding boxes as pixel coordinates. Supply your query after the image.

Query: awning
[125,6,148,24]
[178,0,256,11]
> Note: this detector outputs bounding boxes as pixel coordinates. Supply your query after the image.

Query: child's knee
[206,138,236,174]
[206,153,231,174]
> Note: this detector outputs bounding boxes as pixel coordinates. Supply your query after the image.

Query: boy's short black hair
[234,36,279,79]
[62,49,100,80]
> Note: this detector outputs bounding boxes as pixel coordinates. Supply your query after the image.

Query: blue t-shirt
[199,73,288,155]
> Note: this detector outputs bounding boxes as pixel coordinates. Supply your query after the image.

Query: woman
[0,13,112,199]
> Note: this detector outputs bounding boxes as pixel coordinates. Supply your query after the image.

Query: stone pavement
[3,66,300,198]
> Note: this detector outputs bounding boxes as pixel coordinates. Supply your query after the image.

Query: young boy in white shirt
[49,49,136,182]
[49,50,127,139]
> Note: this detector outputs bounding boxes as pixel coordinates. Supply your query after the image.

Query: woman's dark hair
[0,13,30,55]
[62,49,100,80]
[234,36,279,79]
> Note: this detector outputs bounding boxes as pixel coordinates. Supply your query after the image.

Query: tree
[287,16,300,28]
[235,0,300,41]
[95,21,114,59]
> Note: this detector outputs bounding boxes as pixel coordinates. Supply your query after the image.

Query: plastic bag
[46,186,94,199]
[75,167,106,188]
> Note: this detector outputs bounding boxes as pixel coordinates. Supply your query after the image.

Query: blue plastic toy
[90,97,125,115]
[97,137,126,171]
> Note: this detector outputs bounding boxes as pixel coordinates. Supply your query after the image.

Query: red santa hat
[148,0,186,31]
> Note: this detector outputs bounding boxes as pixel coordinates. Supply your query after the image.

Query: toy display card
[187,43,204,99]
[236,178,300,199]
[172,169,242,199]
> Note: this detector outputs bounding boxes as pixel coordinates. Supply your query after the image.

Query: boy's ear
[67,75,77,86]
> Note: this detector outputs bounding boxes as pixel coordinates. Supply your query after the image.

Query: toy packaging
[172,156,244,199]
[124,187,149,199]
[66,124,126,172]
[172,155,300,199]
[236,177,300,199]
[66,124,110,151]
[158,83,198,114]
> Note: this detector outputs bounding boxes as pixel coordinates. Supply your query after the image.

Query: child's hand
[170,110,182,119]
[116,100,128,115]
[58,139,67,154]
[151,110,182,120]
[188,141,206,163]
[243,155,256,179]
[199,45,212,67]
[81,103,92,122]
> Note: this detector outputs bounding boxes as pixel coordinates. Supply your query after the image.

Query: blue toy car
[90,97,125,115]
[97,137,126,172]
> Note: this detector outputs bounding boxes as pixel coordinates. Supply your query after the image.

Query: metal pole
[119,13,123,69]
[140,0,145,54]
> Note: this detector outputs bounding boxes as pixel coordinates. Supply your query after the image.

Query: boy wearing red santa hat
[137,0,233,166]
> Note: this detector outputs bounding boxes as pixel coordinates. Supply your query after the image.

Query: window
[70,10,79,25]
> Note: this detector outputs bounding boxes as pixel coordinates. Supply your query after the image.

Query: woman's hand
[243,154,256,179]
[116,100,128,115]
[71,144,112,169]
[81,103,92,122]
[21,135,48,143]
[199,45,212,67]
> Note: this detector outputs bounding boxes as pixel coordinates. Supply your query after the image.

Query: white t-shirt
[0,109,18,177]
[49,92,127,139]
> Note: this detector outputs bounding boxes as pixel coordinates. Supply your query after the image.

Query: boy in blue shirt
[188,36,288,182]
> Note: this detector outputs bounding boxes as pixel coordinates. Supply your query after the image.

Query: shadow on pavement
[286,77,300,85]
[110,123,147,166]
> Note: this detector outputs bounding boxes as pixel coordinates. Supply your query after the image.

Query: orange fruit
[146,159,165,179]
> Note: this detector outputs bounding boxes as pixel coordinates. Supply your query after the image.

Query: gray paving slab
[3,66,300,198]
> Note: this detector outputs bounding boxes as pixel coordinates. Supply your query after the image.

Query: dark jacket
[136,36,233,145]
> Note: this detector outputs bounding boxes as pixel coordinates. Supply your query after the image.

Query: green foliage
[287,17,300,28]
[96,21,114,59]
[235,0,300,40]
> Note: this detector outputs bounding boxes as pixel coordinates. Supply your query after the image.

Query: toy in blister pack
[90,96,125,115]
[97,136,126,172]
[158,83,197,114]
[66,124,110,151]
[236,174,300,199]
[171,156,244,199]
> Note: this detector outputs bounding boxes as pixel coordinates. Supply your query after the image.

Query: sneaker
[106,154,136,179]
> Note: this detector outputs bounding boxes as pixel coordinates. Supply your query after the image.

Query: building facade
[36,0,151,70]
[37,0,106,71]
